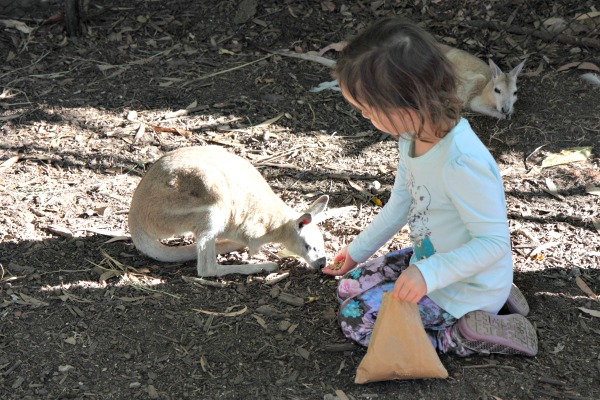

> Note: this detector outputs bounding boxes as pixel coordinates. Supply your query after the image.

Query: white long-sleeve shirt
[347,118,512,318]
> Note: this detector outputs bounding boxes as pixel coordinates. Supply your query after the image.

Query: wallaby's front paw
[492,111,507,120]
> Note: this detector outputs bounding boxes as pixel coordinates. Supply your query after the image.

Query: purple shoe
[455,311,538,356]
[504,283,530,316]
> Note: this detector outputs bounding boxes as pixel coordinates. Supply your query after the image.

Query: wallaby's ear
[488,59,502,80]
[510,60,526,78]
[305,195,329,217]
[297,213,312,229]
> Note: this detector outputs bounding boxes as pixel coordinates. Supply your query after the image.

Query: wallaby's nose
[313,257,327,270]
[501,107,508,114]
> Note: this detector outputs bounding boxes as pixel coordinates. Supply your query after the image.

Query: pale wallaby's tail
[130,223,197,263]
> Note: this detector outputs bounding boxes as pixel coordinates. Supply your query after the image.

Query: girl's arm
[347,154,412,263]
[415,155,511,293]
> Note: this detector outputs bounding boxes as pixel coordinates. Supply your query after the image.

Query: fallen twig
[181,275,231,288]
[269,49,336,68]
[182,54,273,87]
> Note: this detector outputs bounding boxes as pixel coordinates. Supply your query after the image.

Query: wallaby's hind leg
[195,235,279,277]
[195,236,278,277]
[195,235,220,277]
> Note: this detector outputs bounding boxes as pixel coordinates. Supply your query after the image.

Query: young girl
[322,17,538,357]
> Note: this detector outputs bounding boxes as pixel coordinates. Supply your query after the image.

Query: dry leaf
[575,277,598,299]
[576,62,600,72]
[253,113,284,129]
[544,178,564,200]
[19,293,48,307]
[347,180,372,198]
[0,19,34,33]
[578,307,600,318]
[133,122,146,143]
[556,62,600,73]
[321,1,336,12]
[587,184,600,196]
[529,242,560,258]
[99,269,120,282]
[335,390,350,400]
[575,11,600,20]
[557,62,580,72]
[0,155,20,173]
[543,17,567,33]
[522,61,544,77]
[251,313,269,330]
[47,225,74,238]
[319,41,348,56]
[104,235,131,244]
[0,113,23,121]
[64,337,77,345]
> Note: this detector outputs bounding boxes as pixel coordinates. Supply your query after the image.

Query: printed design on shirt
[405,171,436,259]
[414,236,435,260]
[406,172,432,243]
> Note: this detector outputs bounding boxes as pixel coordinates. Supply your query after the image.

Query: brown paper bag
[355,292,448,383]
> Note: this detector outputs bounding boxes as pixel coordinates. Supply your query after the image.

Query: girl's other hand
[322,247,357,276]
[392,265,427,303]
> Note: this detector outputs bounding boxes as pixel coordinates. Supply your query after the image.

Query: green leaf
[541,146,592,168]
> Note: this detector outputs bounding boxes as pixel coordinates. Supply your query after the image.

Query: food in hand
[328,259,345,270]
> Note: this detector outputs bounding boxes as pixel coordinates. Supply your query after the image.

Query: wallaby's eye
[305,244,311,251]
[494,88,501,94]
[513,91,517,95]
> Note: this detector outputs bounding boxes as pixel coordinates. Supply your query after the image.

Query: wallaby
[440,44,525,120]
[128,146,329,277]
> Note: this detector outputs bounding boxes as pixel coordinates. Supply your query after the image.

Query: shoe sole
[457,311,538,356]
[506,283,530,316]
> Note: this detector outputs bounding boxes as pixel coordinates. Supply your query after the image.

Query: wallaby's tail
[130,223,197,263]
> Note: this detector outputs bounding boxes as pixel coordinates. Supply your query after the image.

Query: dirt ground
[1,1,599,399]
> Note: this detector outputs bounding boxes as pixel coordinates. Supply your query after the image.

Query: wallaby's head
[488,59,526,119]
[284,195,329,270]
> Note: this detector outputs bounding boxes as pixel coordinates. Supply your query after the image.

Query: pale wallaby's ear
[488,59,502,80]
[510,60,526,78]
[297,213,312,229]
[305,195,329,217]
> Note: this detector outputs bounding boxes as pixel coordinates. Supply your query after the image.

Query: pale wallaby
[440,44,526,120]
[128,146,329,277]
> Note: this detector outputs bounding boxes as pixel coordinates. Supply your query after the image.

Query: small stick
[181,275,230,288]
[269,49,336,68]
[462,364,518,370]
[182,54,273,87]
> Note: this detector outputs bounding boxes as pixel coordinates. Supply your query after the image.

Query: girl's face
[341,89,412,139]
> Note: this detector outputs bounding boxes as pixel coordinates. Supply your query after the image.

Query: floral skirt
[337,248,460,353]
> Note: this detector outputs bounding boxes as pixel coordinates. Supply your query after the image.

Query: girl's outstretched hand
[392,265,427,303]
[322,247,357,276]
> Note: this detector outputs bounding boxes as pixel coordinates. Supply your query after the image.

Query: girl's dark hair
[334,17,460,140]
